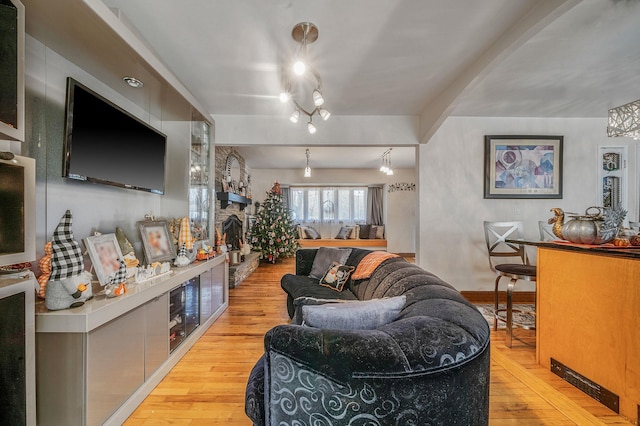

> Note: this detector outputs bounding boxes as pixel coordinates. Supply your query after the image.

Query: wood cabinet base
[537,247,640,424]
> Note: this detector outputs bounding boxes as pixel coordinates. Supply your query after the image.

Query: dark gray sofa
[245,248,490,425]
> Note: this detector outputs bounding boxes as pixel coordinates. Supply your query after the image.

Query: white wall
[14,36,193,261]
[250,167,416,253]
[417,116,639,292]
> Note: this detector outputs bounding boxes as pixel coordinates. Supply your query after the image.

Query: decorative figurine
[104,259,127,298]
[173,217,195,267]
[115,227,139,278]
[45,210,93,310]
[548,205,627,244]
[36,241,52,299]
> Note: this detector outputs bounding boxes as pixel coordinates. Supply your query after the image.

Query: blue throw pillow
[301,295,406,330]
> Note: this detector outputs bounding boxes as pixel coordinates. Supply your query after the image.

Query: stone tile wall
[214,147,251,242]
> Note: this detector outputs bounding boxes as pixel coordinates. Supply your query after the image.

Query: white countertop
[35,256,226,333]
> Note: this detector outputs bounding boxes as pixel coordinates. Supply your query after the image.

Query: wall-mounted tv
[63,77,167,194]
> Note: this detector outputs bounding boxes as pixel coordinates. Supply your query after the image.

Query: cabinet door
[200,268,213,321]
[169,285,187,352]
[0,292,26,426]
[87,307,145,425]
[0,0,24,141]
[184,277,200,337]
[145,293,169,379]
[211,261,227,311]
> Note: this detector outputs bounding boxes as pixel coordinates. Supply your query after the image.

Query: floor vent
[550,358,619,414]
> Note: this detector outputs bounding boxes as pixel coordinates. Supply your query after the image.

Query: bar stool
[538,220,556,241]
[483,221,536,347]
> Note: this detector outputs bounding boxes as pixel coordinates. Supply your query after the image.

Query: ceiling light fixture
[380,148,394,176]
[123,76,144,88]
[304,149,311,177]
[280,22,330,134]
[608,99,640,140]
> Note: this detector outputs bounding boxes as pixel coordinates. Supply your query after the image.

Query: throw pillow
[351,251,400,280]
[292,296,351,325]
[301,295,406,330]
[297,225,307,239]
[359,224,371,239]
[335,226,352,239]
[348,226,359,239]
[309,247,352,279]
[319,261,355,291]
[304,226,322,239]
[369,225,385,239]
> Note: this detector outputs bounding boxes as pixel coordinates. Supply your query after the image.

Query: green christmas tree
[248,183,299,263]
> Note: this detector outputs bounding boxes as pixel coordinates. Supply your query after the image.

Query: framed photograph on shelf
[484,135,563,199]
[138,220,176,263]
[84,233,123,285]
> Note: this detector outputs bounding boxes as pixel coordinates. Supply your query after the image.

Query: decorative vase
[553,206,626,245]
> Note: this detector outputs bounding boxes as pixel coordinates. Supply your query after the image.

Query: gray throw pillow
[292,296,349,325]
[301,295,406,330]
[335,226,351,239]
[304,226,322,239]
[309,247,352,279]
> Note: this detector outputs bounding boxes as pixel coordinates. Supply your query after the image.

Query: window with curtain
[289,186,367,223]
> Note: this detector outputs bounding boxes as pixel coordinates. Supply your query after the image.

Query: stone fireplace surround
[214,147,259,287]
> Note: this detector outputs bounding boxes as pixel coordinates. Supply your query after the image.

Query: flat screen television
[62,77,167,194]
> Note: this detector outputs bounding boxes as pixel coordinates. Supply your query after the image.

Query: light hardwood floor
[124,257,633,425]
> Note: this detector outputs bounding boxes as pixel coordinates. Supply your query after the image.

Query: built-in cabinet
[0,276,35,426]
[35,257,228,426]
[0,0,25,141]
[169,278,199,353]
[189,120,213,242]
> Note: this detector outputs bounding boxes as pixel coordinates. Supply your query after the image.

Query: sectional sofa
[245,247,491,425]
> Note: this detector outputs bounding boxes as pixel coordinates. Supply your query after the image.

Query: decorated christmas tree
[248,182,299,263]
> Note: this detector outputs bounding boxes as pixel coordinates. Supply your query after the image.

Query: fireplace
[222,214,243,250]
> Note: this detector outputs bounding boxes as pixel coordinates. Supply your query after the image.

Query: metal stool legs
[494,274,535,347]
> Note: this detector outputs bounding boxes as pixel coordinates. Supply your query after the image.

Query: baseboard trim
[461,291,535,304]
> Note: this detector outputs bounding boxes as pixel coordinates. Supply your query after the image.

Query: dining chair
[538,220,556,241]
[483,221,537,347]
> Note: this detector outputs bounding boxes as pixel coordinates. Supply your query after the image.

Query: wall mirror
[225,152,244,194]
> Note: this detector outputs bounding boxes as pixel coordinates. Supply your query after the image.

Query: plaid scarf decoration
[50,210,85,281]
[178,217,194,250]
[177,243,187,257]
[110,259,127,285]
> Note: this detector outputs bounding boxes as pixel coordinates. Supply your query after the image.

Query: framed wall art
[484,135,563,199]
[138,220,176,263]
[84,233,123,285]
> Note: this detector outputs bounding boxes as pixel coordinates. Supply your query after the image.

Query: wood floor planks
[124,257,632,425]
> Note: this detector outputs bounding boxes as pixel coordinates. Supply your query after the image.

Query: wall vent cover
[550,358,619,413]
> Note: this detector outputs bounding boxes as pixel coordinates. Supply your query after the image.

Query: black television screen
[63,77,166,194]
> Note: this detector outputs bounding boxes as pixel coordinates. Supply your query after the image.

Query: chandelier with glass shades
[280,22,330,134]
[379,148,394,176]
[608,99,640,140]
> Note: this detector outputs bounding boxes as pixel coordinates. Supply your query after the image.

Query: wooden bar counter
[524,241,640,424]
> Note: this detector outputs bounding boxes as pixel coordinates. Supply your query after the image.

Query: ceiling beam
[418,0,582,144]
[213,114,420,147]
